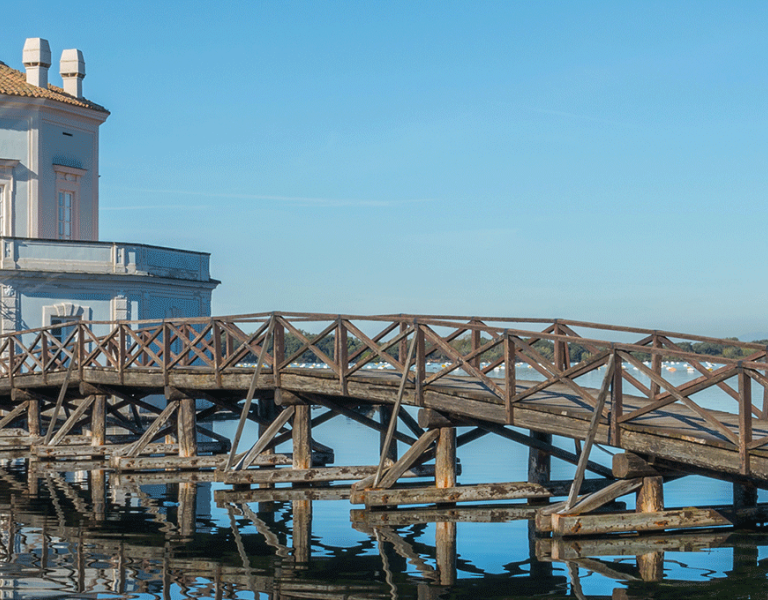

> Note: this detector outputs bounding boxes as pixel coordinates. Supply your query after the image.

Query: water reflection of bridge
[0,463,765,600]
[2,313,768,538]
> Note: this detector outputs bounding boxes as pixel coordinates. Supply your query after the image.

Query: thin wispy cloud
[101,187,435,209]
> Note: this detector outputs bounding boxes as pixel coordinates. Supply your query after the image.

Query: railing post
[762,346,768,420]
[470,319,481,370]
[78,323,84,381]
[336,316,348,396]
[399,322,408,365]
[213,319,222,387]
[739,365,752,476]
[553,321,564,372]
[611,351,623,447]
[416,322,425,406]
[650,333,662,399]
[8,337,14,388]
[273,316,285,388]
[41,333,48,384]
[504,331,516,424]
[163,322,170,386]
[118,325,126,384]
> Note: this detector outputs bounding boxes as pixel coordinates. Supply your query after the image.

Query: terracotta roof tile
[0,61,109,114]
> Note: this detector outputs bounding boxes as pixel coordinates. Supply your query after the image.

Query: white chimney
[22,38,52,88]
[60,49,85,98]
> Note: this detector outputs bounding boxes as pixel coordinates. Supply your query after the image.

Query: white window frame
[0,159,20,237]
[43,302,91,345]
[53,165,86,241]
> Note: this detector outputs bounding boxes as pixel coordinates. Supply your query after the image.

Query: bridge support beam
[293,402,312,470]
[528,431,551,505]
[91,395,106,447]
[27,399,40,437]
[636,476,664,514]
[435,427,456,491]
[178,397,197,458]
[733,482,758,510]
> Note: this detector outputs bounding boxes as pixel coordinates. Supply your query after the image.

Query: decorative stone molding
[112,293,129,321]
[42,302,91,327]
[1,285,18,333]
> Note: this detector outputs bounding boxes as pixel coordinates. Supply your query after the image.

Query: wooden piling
[435,427,456,490]
[27,399,40,437]
[528,431,551,505]
[178,397,197,458]
[636,476,664,514]
[92,395,106,447]
[293,403,311,470]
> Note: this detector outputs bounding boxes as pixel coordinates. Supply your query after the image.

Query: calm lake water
[1,363,767,599]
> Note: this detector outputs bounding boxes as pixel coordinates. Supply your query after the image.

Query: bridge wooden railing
[1,312,767,474]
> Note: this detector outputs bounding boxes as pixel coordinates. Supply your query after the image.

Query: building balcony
[0,237,212,282]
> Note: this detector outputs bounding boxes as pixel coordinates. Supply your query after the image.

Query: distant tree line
[239,330,768,365]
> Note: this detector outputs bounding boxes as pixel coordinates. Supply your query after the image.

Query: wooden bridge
[1,311,768,537]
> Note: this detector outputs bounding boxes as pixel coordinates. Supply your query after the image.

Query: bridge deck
[3,363,766,482]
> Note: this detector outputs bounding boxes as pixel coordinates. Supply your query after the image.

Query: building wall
[0,99,103,241]
[0,115,30,237]
[2,271,214,335]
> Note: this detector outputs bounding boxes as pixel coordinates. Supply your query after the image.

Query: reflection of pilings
[528,519,553,580]
[91,469,106,522]
[373,526,438,582]
[636,551,663,582]
[178,482,197,540]
[292,499,312,564]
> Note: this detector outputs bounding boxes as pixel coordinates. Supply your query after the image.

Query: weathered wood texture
[361,482,552,508]
[2,312,768,493]
[551,504,768,536]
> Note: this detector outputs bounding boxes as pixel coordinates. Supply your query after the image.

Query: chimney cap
[22,38,52,68]
[60,48,85,78]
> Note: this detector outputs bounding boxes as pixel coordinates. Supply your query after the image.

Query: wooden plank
[561,478,642,516]
[374,330,417,487]
[122,400,180,458]
[214,485,352,505]
[232,406,294,471]
[377,429,440,490]
[565,355,615,509]
[110,454,289,471]
[552,505,768,536]
[351,504,540,526]
[226,318,274,470]
[548,532,731,560]
[217,464,434,485]
[47,395,96,447]
[42,351,77,445]
[0,401,28,430]
[363,481,552,507]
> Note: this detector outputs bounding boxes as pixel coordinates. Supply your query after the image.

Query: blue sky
[3,1,768,337]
